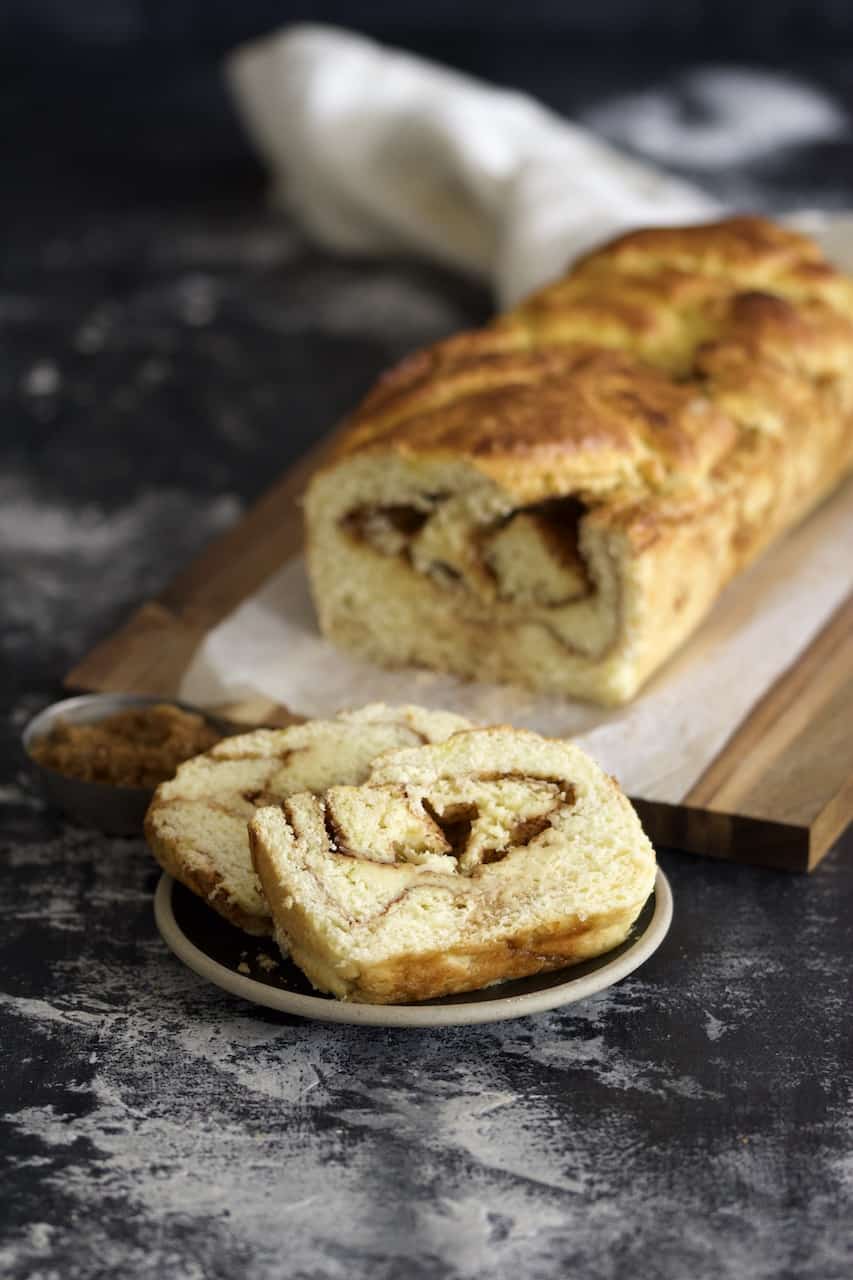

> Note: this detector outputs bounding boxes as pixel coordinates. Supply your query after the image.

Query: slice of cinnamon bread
[249,727,656,1002]
[145,703,472,934]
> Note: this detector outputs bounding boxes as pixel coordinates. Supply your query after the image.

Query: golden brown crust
[331,216,853,502]
[344,910,635,1004]
[144,811,272,936]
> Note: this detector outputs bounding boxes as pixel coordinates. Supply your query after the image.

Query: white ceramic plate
[154,869,672,1028]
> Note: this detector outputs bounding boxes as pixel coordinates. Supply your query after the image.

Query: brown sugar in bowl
[23,694,225,835]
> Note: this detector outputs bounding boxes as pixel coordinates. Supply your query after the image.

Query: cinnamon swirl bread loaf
[249,727,656,1003]
[305,217,853,705]
[144,703,471,934]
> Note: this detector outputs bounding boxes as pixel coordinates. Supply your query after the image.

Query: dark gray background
[7,0,853,52]
[2,4,852,1278]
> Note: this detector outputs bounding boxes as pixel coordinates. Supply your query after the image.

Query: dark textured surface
[10,0,853,56]
[1,39,852,1280]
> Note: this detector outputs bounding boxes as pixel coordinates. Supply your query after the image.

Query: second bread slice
[249,727,656,1002]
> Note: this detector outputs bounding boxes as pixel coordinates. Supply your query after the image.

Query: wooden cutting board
[65,436,853,873]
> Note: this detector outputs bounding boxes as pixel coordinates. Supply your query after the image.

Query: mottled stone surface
[1,47,852,1280]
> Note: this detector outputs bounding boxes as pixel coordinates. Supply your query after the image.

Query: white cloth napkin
[227,25,853,299]
[227,24,725,307]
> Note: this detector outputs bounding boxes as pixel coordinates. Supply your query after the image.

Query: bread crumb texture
[250,726,656,1003]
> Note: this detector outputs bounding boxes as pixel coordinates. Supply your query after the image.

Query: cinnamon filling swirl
[337,490,622,660]
[340,493,591,593]
[316,770,574,879]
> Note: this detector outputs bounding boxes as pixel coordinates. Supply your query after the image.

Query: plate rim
[153,868,672,1028]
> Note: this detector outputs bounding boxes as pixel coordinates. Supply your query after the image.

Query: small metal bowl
[22,693,230,837]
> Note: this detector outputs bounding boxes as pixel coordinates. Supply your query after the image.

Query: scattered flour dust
[0,474,239,557]
[0,473,241,657]
[703,1010,730,1042]
[21,361,62,397]
[0,827,839,1280]
[0,829,717,1280]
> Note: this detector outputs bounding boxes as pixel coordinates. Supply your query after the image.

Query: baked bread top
[249,726,657,1003]
[144,702,472,934]
[325,217,853,508]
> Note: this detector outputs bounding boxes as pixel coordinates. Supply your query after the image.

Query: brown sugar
[29,703,221,789]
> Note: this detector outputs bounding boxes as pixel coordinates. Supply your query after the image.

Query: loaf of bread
[305,217,853,705]
[249,726,656,1003]
[144,703,471,934]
